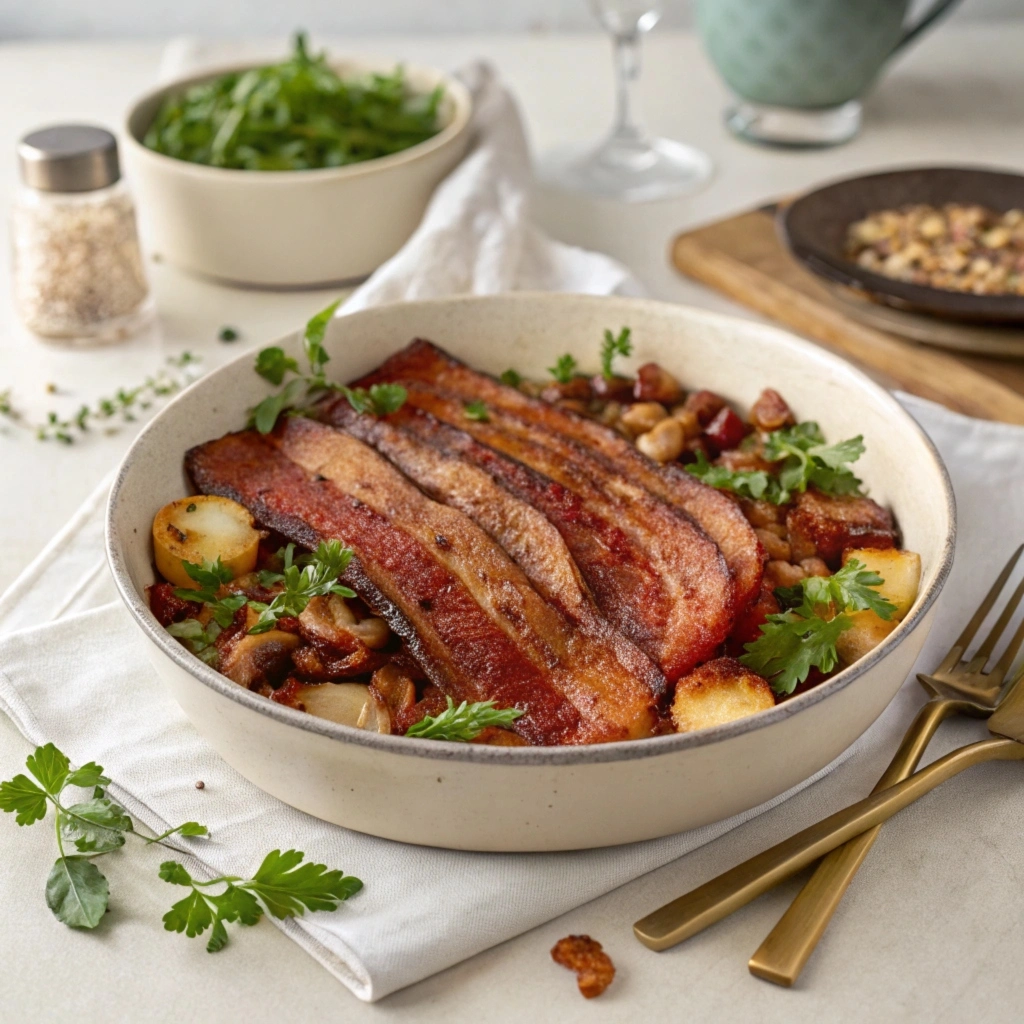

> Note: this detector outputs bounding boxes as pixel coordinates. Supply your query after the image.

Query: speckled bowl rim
[123,56,473,184]
[105,293,957,767]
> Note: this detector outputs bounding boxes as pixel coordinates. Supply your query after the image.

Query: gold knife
[633,674,1024,952]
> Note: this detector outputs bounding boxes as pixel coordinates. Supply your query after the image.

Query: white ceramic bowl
[122,59,472,286]
[106,294,955,852]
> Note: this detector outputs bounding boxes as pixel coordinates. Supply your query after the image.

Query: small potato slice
[836,609,899,666]
[293,682,391,733]
[671,657,775,733]
[153,495,260,587]
[843,548,922,620]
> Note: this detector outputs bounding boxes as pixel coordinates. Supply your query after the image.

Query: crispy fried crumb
[551,935,615,999]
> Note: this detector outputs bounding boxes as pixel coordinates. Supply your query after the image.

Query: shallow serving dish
[106,294,955,852]
[781,166,1024,324]
[123,59,472,287]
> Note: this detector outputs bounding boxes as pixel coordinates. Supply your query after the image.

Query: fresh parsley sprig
[166,619,222,665]
[160,849,362,953]
[548,354,578,385]
[0,743,361,948]
[740,559,896,694]
[248,540,356,633]
[251,299,406,433]
[173,557,249,628]
[600,326,632,379]
[686,421,865,505]
[0,743,206,930]
[405,697,524,741]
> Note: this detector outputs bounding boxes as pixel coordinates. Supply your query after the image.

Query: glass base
[538,134,713,203]
[726,100,862,149]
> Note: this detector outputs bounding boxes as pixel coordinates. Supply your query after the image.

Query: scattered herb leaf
[218,326,240,342]
[499,368,522,387]
[548,354,578,385]
[463,400,489,422]
[405,697,524,742]
[600,327,632,380]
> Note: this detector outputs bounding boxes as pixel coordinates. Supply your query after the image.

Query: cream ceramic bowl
[122,60,472,286]
[106,294,955,852]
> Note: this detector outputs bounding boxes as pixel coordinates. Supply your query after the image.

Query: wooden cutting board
[671,205,1024,425]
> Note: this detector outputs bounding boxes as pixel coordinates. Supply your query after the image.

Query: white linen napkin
[1,40,1022,1004]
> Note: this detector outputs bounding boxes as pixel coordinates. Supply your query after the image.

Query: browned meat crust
[186,424,657,745]
[356,339,764,614]
[786,488,897,568]
[321,398,665,698]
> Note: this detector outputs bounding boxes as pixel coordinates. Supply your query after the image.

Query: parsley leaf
[0,774,48,825]
[600,326,632,379]
[254,347,300,385]
[801,559,898,620]
[463,400,489,422]
[499,368,522,387]
[685,452,772,501]
[65,762,111,790]
[405,697,524,741]
[251,377,308,435]
[341,383,407,417]
[303,299,341,377]
[248,540,356,634]
[247,849,363,917]
[174,559,249,628]
[166,618,222,665]
[548,354,577,385]
[26,742,70,794]
[763,422,865,503]
[60,797,133,854]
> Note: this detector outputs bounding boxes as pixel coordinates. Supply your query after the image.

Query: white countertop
[2,26,1024,1023]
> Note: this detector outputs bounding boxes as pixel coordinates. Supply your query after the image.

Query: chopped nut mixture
[846,203,1024,296]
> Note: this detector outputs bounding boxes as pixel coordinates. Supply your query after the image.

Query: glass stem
[611,32,646,144]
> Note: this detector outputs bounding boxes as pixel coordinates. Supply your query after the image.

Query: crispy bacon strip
[326,384,732,680]
[357,339,764,613]
[187,425,656,744]
[324,400,665,698]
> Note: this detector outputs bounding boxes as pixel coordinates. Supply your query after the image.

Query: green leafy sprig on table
[740,559,897,695]
[599,326,632,379]
[143,32,444,172]
[405,697,524,741]
[0,353,201,444]
[251,298,406,434]
[686,421,866,505]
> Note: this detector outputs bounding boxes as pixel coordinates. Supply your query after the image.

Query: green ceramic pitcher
[696,0,961,146]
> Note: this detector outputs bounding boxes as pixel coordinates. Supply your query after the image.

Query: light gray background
[2,0,1022,39]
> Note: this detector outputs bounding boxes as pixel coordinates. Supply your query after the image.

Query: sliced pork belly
[186,423,657,745]
[356,339,764,614]
[323,399,665,699]
[322,390,730,681]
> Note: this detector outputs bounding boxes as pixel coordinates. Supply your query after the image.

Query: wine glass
[537,0,712,203]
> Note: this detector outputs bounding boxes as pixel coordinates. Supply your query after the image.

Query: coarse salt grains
[11,124,153,344]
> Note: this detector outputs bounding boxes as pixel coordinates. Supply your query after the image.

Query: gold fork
[748,544,1024,985]
[633,545,1024,955]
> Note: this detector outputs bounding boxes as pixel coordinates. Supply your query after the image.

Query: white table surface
[2,26,1024,1023]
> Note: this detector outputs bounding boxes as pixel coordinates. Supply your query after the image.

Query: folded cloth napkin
[2,41,1022,1003]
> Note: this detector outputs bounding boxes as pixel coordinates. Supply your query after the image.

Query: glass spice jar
[11,124,153,344]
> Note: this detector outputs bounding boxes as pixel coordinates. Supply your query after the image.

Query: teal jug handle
[892,0,961,55]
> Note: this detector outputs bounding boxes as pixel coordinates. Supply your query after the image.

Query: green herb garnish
[685,421,865,505]
[463,400,489,422]
[405,697,524,741]
[0,743,360,948]
[340,383,409,418]
[247,540,356,633]
[166,619,222,665]
[143,33,443,172]
[600,326,632,380]
[160,849,362,953]
[218,326,240,342]
[173,558,249,628]
[740,559,896,694]
[499,369,522,387]
[548,354,578,385]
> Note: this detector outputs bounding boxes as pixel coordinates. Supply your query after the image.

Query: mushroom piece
[274,680,391,733]
[219,629,300,692]
[299,594,390,650]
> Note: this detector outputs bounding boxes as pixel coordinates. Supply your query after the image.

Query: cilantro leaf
[0,774,48,825]
[46,856,109,929]
[741,612,852,695]
[159,861,194,886]
[463,400,489,422]
[801,559,898,620]
[248,540,355,634]
[341,383,407,417]
[163,888,215,939]
[685,452,773,502]
[405,697,524,741]
[548,354,577,385]
[600,326,632,379]
[254,347,299,386]
[303,299,341,378]
[66,762,111,790]
[26,742,70,795]
[251,377,308,434]
[247,849,363,918]
[499,368,522,387]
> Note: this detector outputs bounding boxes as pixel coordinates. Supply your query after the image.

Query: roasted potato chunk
[153,495,260,587]
[836,610,899,665]
[843,547,922,619]
[671,657,775,733]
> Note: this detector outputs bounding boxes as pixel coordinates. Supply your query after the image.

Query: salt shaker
[11,124,153,344]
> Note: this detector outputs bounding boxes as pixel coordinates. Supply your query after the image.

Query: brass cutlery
[749,544,1024,985]
[634,547,1024,957]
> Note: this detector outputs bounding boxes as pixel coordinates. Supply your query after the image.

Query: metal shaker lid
[18,124,121,192]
